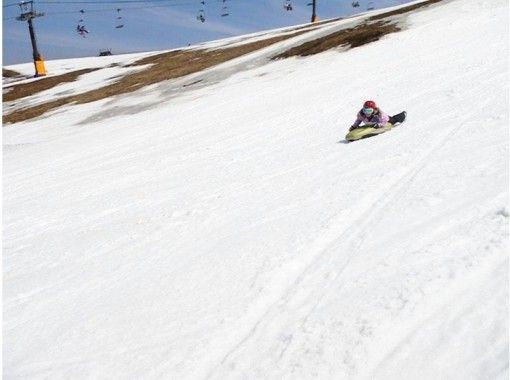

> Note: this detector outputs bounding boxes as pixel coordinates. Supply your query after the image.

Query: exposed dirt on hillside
[272,0,443,59]
[3,68,99,102]
[368,0,443,20]
[3,28,318,125]
[272,21,400,59]
[3,69,22,78]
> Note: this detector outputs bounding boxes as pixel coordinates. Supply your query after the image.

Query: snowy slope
[3,0,508,379]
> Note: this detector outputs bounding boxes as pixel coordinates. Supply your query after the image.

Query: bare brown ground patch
[3,69,22,78]
[3,68,99,102]
[368,0,444,20]
[272,0,443,59]
[3,30,312,125]
[272,21,400,59]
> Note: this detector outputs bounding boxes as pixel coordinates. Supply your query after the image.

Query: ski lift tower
[310,0,318,22]
[16,1,46,77]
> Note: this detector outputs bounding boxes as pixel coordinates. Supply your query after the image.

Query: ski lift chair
[99,49,112,56]
[115,8,124,28]
[76,9,88,37]
[196,9,205,22]
[221,0,229,16]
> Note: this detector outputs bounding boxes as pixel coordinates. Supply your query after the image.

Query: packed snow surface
[3,0,508,378]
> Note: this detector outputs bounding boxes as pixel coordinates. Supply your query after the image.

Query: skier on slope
[349,100,405,131]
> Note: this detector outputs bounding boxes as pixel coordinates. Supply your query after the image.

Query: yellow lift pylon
[16,1,46,77]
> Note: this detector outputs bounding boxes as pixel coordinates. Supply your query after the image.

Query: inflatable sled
[345,111,406,142]
[345,123,393,142]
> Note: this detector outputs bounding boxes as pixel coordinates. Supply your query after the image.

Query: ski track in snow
[204,107,470,379]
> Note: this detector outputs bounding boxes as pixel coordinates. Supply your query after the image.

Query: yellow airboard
[345,123,392,141]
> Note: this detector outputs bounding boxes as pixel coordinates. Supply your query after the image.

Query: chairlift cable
[3,3,21,8]
[3,0,238,22]
[37,0,212,4]
[4,1,201,18]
